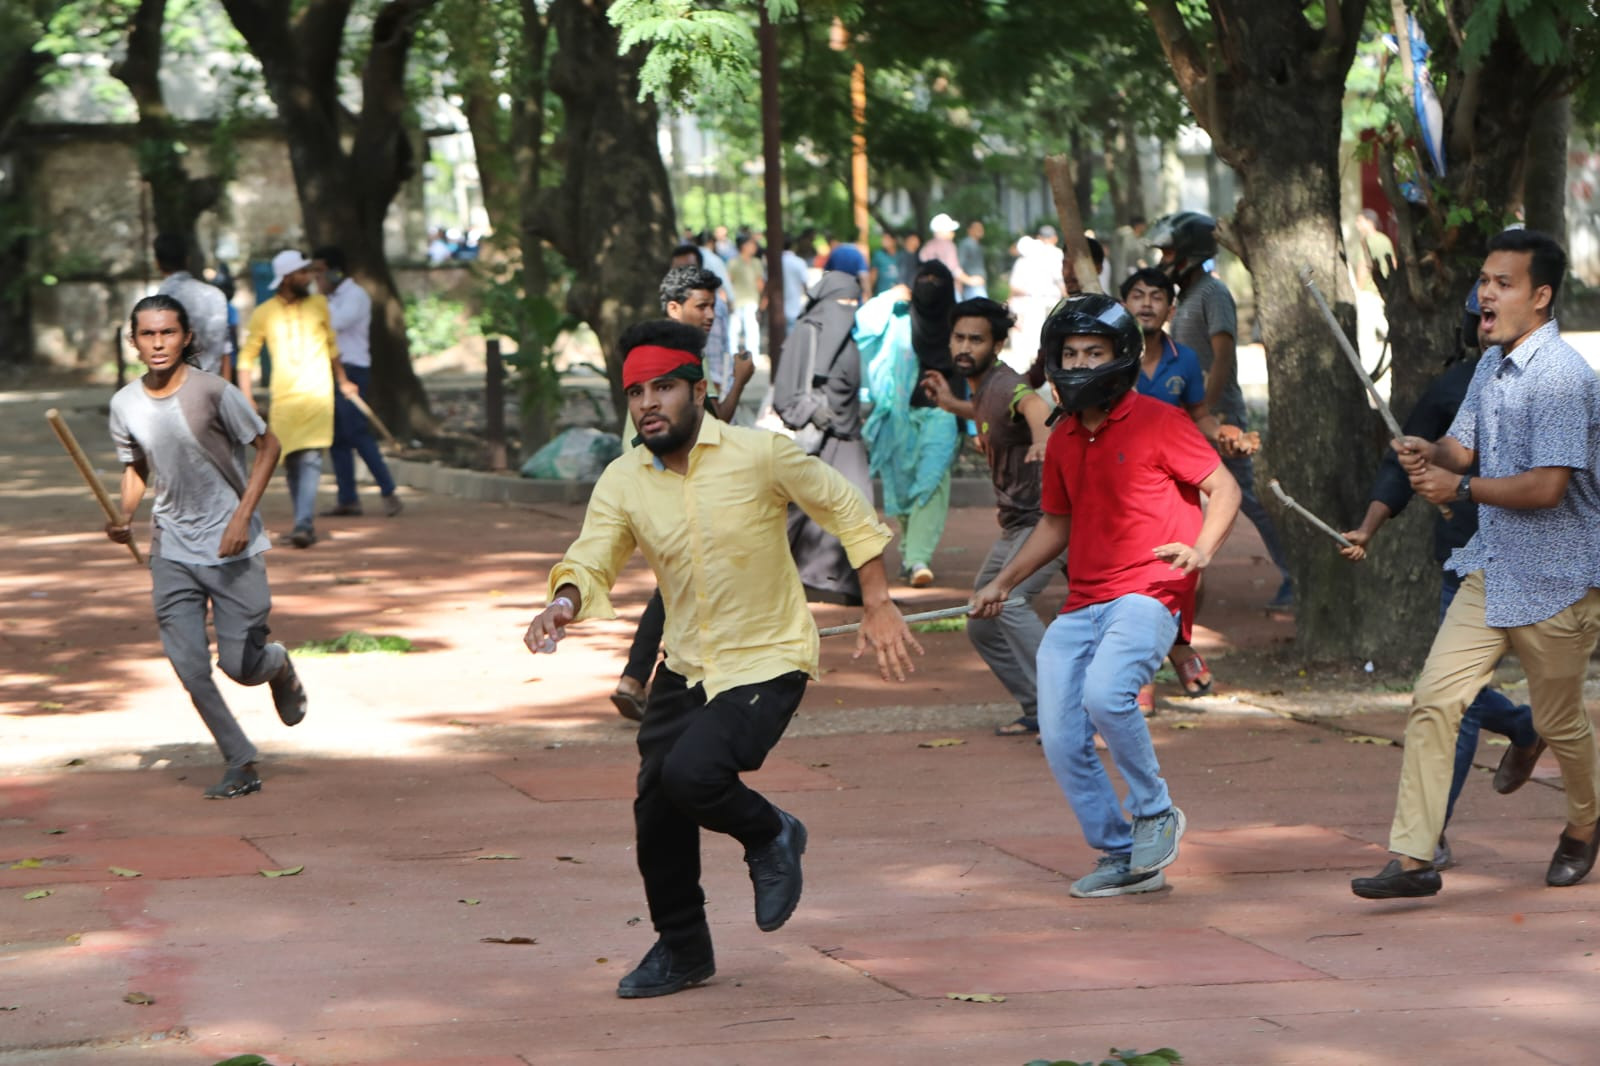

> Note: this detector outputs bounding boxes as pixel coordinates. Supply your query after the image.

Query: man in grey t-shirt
[153,233,232,378]
[107,293,309,799]
[1153,211,1293,609]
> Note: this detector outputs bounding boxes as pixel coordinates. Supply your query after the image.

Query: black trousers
[621,589,666,685]
[634,664,807,948]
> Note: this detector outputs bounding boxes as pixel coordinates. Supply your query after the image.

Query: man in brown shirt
[922,297,1054,735]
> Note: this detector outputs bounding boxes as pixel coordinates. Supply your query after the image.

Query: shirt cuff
[547,562,618,622]
[837,521,895,570]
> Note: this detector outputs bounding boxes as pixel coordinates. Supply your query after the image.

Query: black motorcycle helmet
[1148,211,1218,278]
[1040,294,1142,419]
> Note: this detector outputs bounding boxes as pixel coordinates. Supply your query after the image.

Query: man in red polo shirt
[972,295,1241,897]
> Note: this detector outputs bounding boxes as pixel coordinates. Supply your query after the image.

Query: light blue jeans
[1037,593,1179,856]
[283,448,322,533]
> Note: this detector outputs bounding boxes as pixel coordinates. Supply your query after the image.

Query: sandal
[610,686,646,722]
[1170,649,1213,697]
[995,715,1039,736]
[1138,683,1156,716]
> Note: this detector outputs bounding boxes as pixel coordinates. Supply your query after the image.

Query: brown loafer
[1546,829,1600,887]
[1493,738,1546,795]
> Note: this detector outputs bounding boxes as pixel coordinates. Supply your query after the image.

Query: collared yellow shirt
[238,295,339,454]
[549,418,893,699]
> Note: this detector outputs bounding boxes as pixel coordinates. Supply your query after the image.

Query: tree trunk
[1522,93,1570,240]
[1046,154,1101,296]
[112,0,222,275]
[759,5,786,368]
[533,0,677,431]
[219,0,436,435]
[1148,0,1439,664]
[1,25,54,364]
[1233,135,1437,663]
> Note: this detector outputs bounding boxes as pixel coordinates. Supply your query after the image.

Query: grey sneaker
[1069,854,1166,898]
[1129,806,1186,874]
[268,648,308,727]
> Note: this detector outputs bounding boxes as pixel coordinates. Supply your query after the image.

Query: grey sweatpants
[968,522,1054,717]
[151,554,286,768]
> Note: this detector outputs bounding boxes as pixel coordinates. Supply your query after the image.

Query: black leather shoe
[1351,858,1441,899]
[745,808,807,932]
[616,938,715,999]
[1546,830,1600,887]
[1494,738,1546,794]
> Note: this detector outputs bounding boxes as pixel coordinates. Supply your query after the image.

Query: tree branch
[109,0,167,114]
[292,0,356,96]
[350,0,437,212]
[1144,0,1213,130]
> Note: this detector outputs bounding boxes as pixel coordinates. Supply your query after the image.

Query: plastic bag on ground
[519,427,622,480]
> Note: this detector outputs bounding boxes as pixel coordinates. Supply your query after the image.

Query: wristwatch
[1455,475,1472,502]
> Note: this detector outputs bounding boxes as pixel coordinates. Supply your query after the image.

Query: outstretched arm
[971,512,1071,617]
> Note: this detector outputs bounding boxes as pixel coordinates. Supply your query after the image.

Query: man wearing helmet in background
[1150,212,1294,609]
[972,295,1241,898]
[1337,282,1538,870]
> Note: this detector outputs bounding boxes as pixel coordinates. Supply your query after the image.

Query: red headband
[623,344,703,389]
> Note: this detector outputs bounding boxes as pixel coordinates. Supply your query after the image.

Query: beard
[640,406,699,456]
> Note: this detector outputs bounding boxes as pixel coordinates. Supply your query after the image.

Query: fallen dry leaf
[108,867,141,878]
[595,957,608,964]
[42,828,66,835]
[260,866,304,878]
[459,898,481,906]
[65,933,82,944]
[9,858,43,870]
[37,701,64,711]
[555,855,583,864]
[1346,735,1395,746]
[64,758,85,766]
[1172,721,1198,730]
[946,992,1006,1003]
[122,992,155,1006]
[23,889,51,901]
[0,1006,17,1011]
[480,936,537,945]
[476,853,520,861]
[918,738,965,749]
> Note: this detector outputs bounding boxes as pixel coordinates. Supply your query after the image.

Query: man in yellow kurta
[524,318,921,1000]
[237,250,356,548]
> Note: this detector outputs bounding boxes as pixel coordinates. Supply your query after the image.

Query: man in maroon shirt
[972,295,1241,897]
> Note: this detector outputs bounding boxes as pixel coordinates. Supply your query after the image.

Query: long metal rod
[818,599,1025,638]
[1268,479,1353,549]
[1300,267,1451,519]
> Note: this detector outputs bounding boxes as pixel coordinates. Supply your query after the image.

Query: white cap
[269,249,312,291]
[929,212,959,235]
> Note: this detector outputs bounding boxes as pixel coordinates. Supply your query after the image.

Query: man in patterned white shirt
[1354,229,1600,899]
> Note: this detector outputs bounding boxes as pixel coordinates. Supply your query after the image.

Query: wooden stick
[1299,267,1453,520]
[45,408,143,565]
[345,392,398,448]
[1268,479,1353,549]
[818,599,1025,638]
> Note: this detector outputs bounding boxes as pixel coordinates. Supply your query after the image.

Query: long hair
[129,294,201,368]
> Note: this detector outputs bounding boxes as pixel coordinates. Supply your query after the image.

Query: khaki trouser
[1389,571,1600,861]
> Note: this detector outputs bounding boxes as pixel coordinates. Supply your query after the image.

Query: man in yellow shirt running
[525,319,920,999]
[237,249,357,547]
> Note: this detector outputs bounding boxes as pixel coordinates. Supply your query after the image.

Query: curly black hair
[618,318,707,359]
